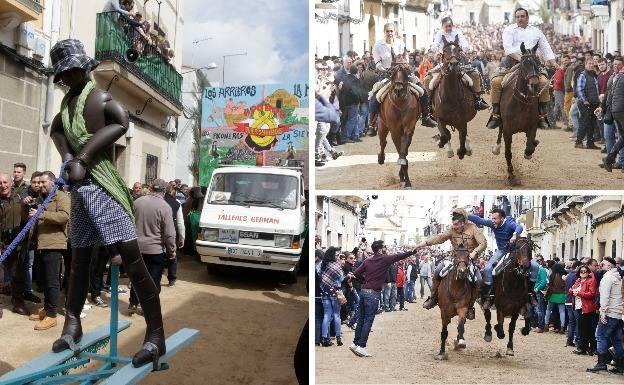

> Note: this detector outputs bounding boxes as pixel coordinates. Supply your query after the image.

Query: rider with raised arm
[368,23,437,131]
[415,208,487,320]
[424,17,489,111]
[467,208,538,309]
[487,8,557,130]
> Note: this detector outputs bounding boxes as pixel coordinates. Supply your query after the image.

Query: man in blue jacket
[468,208,538,309]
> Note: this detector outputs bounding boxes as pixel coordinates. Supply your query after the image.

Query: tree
[528,0,552,24]
[185,70,211,185]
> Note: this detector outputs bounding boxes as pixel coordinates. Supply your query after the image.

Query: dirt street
[316,97,624,189]
[0,256,308,385]
[315,298,623,384]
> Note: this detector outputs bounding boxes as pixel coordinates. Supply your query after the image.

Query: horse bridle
[505,239,533,277]
[513,53,550,101]
[441,42,463,74]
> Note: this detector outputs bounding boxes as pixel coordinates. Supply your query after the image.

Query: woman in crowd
[319,247,347,347]
[570,264,597,355]
[544,260,567,333]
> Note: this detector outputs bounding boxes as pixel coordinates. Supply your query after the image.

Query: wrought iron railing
[95,12,182,107]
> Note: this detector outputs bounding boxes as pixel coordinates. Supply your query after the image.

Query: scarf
[61,80,135,220]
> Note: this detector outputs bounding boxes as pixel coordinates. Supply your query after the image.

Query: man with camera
[27,171,70,330]
[0,173,29,316]
[21,171,43,305]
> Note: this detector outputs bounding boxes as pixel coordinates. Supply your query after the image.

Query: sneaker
[34,316,57,330]
[23,292,42,303]
[168,280,176,287]
[350,344,362,356]
[355,346,372,357]
[117,287,127,294]
[29,308,46,321]
[92,296,108,308]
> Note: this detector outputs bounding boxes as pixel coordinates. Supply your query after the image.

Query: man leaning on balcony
[103,0,132,16]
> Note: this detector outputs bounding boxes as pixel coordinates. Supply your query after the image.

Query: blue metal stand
[0,265,199,385]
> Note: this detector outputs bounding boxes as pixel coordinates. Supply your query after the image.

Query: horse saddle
[500,64,521,89]
[371,79,424,104]
[429,71,474,93]
[439,259,477,283]
[492,252,513,276]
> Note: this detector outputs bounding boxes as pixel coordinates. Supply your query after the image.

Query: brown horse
[492,42,542,181]
[483,237,533,356]
[432,35,477,160]
[435,245,479,360]
[377,48,421,189]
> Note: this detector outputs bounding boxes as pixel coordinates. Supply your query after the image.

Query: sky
[182,0,309,87]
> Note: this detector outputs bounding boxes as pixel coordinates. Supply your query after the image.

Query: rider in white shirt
[424,17,489,110]
[487,8,557,130]
[368,23,437,129]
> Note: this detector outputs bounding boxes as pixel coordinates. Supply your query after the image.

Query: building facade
[316,195,368,251]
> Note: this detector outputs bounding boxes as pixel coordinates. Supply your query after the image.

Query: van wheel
[206,264,222,275]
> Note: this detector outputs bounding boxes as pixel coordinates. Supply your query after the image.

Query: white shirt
[372,38,406,71]
[431,28,470,52]
[502,24,555,61]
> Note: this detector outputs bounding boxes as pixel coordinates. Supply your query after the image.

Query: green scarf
[61,80,135,220]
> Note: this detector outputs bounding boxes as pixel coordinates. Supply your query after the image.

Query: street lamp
[181,62,218,75]
[190,37,213,68]
[222,52,247,86]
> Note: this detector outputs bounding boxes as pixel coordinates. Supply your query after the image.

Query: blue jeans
[483,249,505,285]
[406,280,415,302]
[570,101,580,134]
[343,104,360,141]
[315,297,323,344]
[22,248,35,294]
[529,260,539,282]
[353,290,380,348]
[359,103,369,135]
[383,282,397,310]
[420,276,432,298]
[545,302,566,329]
[321,295,341,338]
[535,291,546,329]
[369,95,380,115]
[566,304,579,346]
[595,316,624,357]
[347,289,360,327]
[605,120,624,163]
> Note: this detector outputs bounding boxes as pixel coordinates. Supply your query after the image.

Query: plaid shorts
[69,179,136,248]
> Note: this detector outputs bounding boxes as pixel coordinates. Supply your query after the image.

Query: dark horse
[483,237,533,356]
[378,48,421,189]
[435,245,479,360]
[432,35,477,160]
[492,42,542,182]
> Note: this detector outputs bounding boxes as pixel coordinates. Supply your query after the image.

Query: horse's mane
[389,62,411,81]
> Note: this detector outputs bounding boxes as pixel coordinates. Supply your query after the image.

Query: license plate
[226,247,262,258]
[218,229,238,243]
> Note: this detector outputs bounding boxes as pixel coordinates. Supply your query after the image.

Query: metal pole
[157,1,162,32]
[109,264,119,360]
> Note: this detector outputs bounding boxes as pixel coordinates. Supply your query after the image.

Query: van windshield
[208,173,298,210]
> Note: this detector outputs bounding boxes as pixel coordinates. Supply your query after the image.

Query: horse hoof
[434,353,448,361]
[446,150,454,158]
[378,154,385,165]
[457,339,466,349]
[437,141,445,149]
[400,182,405,188]
[494,325,505,339]
[466,149,472,156]
[534,140,540,147]
[524,154,532,160]
[484,334,492,343]
[397,158,407,166]
[521,327,530,336]
[458,153,465,160]
[492,145,501,155]
[404,184,412,190]
[506,348,514,356]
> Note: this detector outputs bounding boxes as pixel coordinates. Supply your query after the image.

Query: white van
[196,165,306,282]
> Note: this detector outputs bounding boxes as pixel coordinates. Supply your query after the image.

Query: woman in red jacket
[569,266,597,355]
[396,261,407,311]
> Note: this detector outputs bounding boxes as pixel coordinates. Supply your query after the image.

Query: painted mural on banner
[199,82,309,186]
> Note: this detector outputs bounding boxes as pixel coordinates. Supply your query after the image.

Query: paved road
[316,98,624,189]
[315,297,623,384]
[0,256,307,385]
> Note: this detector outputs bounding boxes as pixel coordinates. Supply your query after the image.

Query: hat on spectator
[50,39,100,83]
[603,257,617,267]
[150,178,168,192]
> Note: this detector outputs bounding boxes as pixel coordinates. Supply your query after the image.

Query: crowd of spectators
[0,162,201,327]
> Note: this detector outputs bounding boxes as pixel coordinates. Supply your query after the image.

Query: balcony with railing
[0,0,42,22]
[94,12,182,111]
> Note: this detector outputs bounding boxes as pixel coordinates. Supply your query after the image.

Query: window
[561,243,565,259]
[145,154,158,185]
[599,241,606,259]
[469,12,475,24]
[611,240,617,259]
[338,233,343,248]
[412,35,416,50]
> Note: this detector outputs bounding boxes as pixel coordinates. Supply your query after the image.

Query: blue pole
[109,264,119,360]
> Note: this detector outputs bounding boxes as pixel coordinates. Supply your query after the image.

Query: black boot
[609,357,624,374]
[367,113,378,137]
[537,102,550,129]
[321,337,334,347]
[422,279,439,309]
[474,94,489,110]
[116,241,166,369]
[336,336,343,346]
[486,104,501,129]
[420,96,437,128]
[52,248,92,353]
[329,133,338,147]
[331,150,343,160]
[481,284,494,310]
[587,353,609,373]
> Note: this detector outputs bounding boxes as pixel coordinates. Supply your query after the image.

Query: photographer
[21,171,43,304]
[28,171,69,330]
[0,172,29,316]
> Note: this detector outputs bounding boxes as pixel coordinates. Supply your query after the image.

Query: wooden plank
[0,320,131,385]
[100,328,199,385]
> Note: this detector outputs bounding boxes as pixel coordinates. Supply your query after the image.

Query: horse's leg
[483,309,493,342]
[436,316,450,360]
[457,126,467,160]
[378,122,389,165]
[403,132,414,189]
[436,122,449,148]
[455,307,467,350]
[524,127,537,159]
[441,125,454,158]
[465,136,473,156]
[494,308,506,339]
[492,127,503,155]
[506,313,519,356]
[521,306,531,336]
[397,131,409,165]
[390,128,403,187]
[504,131,514,176]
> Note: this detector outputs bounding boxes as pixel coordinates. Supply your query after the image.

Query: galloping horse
[377,48,422,189]
[435,244,479,360]
[483,237,533,356]
[492,43,542,181]
[431,35,477,159]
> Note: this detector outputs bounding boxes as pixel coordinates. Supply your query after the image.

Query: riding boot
[608,357,624,374]
[52,247,92,353]
[116,241,166,369]
[486,103,501,129]
[537,102,550,129]
[473,93,489,110]
[481,284,494,310]
[422,278,440,309]
[329,133,338,147]
[368,113,378,137]
[587,353,609,373]
[527,279,537,305]
[419,94,437,128]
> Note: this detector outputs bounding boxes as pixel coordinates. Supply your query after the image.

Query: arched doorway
[368,13,376,52]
